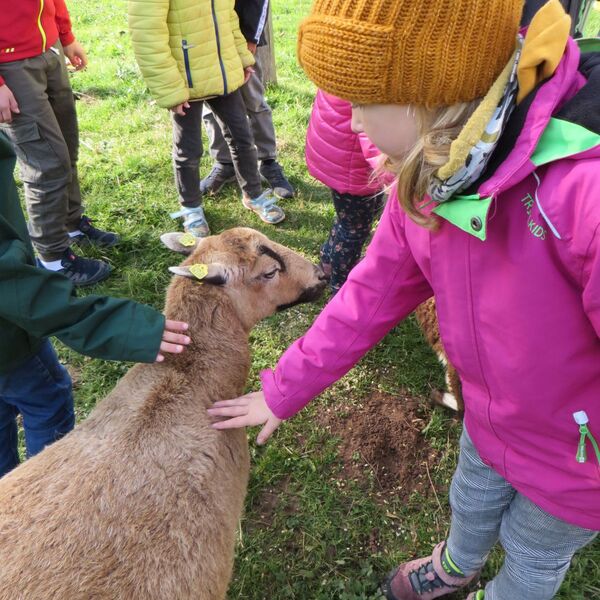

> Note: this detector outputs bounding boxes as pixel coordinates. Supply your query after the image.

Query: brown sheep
[0,227,327,600]
[414,298,463,412]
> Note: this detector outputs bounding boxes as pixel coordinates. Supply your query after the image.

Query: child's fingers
[211,416,251,430]
[257,419,281,445]
[207,405,248,418]
[159,341,184,354]
[165,319,189,332]
[212,397,252,408]
[162,331,190,345]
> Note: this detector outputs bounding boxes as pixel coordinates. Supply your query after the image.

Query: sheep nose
[314,264,328,281]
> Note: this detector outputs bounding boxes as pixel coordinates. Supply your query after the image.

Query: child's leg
[382,427,513,599]
[0,48,75,261]
[485,492,597,599]
[445,427,516,575]
[206,91,263,200]
[0,399,20,477]
[324,190,384,291]
[2,341,74,459]
[171,101,204,208]
[48,43,83,232]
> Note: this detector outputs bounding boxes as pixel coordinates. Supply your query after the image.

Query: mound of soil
[320,392,440,498]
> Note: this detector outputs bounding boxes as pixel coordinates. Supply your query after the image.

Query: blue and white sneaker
[170,205,210,238]
[241,189,285,224]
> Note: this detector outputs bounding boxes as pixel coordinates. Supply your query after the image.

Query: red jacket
[0,0,75,85]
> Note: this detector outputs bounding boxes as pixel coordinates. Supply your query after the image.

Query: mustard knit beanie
[298,0,524,107]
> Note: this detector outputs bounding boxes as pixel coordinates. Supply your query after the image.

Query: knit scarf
[428,38,522,203]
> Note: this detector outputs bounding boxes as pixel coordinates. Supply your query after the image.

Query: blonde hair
[385,100,480,227]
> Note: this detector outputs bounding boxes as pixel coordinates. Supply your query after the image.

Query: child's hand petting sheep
[209,390,282,445]
[155,319,191,362]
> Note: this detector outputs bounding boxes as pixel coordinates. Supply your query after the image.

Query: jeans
[0,340,74,477]
[171,89,263,206]
[446,428,598,599]
[203,51,277,164]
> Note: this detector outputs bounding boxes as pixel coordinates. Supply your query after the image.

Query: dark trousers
[0,43,82,261]
[171,89,263,207]
[320,189,385,292]
[203,52,277,164]
[0,340,74,477]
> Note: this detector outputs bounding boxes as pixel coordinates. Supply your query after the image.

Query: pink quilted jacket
[305,90,385,196]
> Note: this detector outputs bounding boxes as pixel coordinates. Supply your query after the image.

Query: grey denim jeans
[171,88,263,206]
[0,43,82,260]
[446,428,598,599]
[201,51,277,164]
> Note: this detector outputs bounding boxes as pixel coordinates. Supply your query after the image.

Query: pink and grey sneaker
[381,542,478,600]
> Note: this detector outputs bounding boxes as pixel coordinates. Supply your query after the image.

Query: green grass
[20,1,600,597]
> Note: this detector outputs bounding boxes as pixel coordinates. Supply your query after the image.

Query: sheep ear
[160,232,201,255]
[168,263,228,286]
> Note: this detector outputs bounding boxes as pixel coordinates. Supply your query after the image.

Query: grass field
[25,1,600,598]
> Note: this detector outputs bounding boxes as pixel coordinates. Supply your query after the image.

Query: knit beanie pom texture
[298,0,524,107]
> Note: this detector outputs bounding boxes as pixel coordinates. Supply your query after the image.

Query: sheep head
[162,228,327,330]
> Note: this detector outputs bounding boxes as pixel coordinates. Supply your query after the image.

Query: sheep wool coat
[262,38,600,531]
[128,0,255,108]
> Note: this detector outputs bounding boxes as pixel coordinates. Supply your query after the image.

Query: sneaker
[170,205,210,238]
[259,161,294,199]
[466,592,485,599]
[47,249,112,287]
[242,190,285,224]
[380,542,477,600]
[70,215,119,248]
[200,162,236,195]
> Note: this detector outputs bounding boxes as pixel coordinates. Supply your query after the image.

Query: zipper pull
[573,411,600,466]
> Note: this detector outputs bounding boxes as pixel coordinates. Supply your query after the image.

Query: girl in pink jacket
[306,90,385,292]
[210,1,600,598]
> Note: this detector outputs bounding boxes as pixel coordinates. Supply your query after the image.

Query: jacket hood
[434,36,600,240]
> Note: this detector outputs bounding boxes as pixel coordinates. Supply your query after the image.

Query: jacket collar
[433,37,600,241]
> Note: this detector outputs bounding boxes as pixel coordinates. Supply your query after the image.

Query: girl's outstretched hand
[208,390,282,445]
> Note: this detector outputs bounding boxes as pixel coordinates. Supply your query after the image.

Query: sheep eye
[263,270,278,280]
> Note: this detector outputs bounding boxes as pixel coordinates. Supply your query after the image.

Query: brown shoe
[381,542,477,600]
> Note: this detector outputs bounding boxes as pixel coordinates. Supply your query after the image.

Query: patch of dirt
[320,392,440,499]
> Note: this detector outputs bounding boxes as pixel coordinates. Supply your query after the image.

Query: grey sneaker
[259,161,294,199]
[170,206,210,238]
[200,163,236,195]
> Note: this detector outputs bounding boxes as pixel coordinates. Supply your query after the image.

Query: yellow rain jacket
[128,0,255,108]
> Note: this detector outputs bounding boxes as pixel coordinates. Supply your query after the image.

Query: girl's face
[351,104,419,161]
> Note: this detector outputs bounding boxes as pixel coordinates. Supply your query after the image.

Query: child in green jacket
[0,133,190,477]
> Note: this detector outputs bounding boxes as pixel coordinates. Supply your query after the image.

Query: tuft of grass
[12,0,599,597]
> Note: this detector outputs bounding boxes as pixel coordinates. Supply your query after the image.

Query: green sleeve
[0,237,165,363]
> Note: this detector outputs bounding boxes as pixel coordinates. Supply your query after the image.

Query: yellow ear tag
[179,232,197,247]
[189,263,209,280]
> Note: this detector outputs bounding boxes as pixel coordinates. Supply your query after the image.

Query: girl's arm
[582,222,600,337]
[210,190,434,442]
[262,193,434,419]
